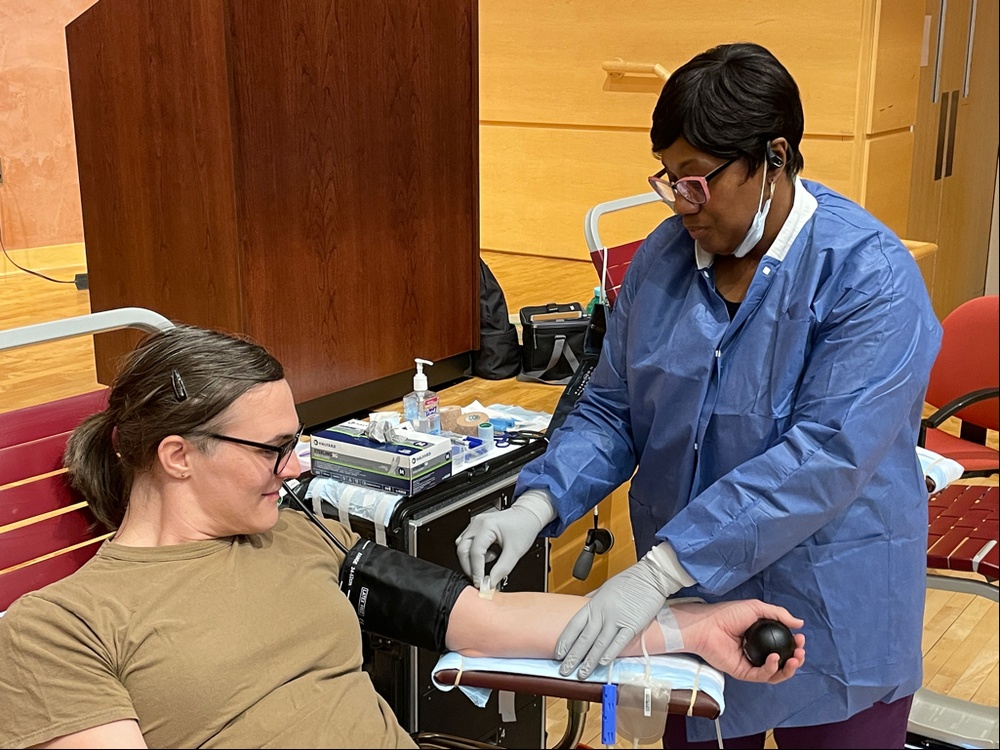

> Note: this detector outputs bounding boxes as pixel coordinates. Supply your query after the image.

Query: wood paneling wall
[906,0,999,317]
[0,0,98,251]
[479,0,929,260]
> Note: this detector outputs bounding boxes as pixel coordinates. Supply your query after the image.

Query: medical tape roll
[339,538,469,653]
[439,406,462,433]
[477,422,494,444]
[454,411,489,436]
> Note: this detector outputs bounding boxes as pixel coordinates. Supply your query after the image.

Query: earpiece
[766,143,784,169]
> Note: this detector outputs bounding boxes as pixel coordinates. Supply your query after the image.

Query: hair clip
[170,369,189,402]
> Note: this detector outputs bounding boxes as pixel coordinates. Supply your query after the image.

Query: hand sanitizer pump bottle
[403,358,441,434]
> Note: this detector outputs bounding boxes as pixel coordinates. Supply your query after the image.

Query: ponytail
[64,411,132,530]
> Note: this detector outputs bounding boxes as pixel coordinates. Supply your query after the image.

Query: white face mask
[731,162,774,258]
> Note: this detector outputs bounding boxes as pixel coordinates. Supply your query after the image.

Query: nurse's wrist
[644,541,697,595]
[511,489,558,527]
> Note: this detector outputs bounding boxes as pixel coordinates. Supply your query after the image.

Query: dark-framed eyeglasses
[201,423,305,475]
[648,157,737,206]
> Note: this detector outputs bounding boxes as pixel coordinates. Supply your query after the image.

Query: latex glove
[668,599,806,684]
[556,544,690,679]
[455,490,555,587]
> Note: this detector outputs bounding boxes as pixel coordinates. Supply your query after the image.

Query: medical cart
[303,437,550,747]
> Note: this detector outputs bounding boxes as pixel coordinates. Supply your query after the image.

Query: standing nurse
[456,42,941,748]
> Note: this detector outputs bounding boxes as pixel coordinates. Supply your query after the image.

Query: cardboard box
[310,419,452,496]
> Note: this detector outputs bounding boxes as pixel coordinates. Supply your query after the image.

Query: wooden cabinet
[903,240,940,301]
[906,0,999,318]
[480,1,927,259]
[66,0,479,426]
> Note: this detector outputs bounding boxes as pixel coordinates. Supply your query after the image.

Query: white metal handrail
[0,307,174,352]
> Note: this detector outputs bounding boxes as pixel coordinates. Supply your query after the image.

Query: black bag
[472,260,521,379]
[517,302,589,385]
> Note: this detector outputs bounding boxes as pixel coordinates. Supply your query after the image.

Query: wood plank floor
[1,251,996,749]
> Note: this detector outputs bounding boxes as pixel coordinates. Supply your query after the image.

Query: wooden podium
[66,0,479,427]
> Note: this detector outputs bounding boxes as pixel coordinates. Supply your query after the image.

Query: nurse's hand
[555,555,677,679]
[456,493,554,586]
[671,600,806,684]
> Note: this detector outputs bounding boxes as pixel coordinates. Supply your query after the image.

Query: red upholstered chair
[919,295,999,479]
[584,192,664,307]
[0,390,110,613]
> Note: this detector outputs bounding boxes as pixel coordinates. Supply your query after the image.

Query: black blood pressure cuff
[339,538,470,653]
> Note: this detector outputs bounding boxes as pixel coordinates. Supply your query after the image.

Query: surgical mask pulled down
[731,159,774,258]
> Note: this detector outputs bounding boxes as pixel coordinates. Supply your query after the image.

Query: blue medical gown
[516,180,942,740]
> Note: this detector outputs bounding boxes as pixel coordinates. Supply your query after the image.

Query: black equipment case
[303,437,550,748]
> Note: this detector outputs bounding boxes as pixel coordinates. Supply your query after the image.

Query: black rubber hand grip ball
[741,618,796,669]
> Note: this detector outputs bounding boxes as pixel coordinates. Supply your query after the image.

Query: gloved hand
[454,490,556,587]
[556,544,691,679]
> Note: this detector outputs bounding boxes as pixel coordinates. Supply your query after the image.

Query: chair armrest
[0,307,173,353]
[432,669,721,719]
[584,192,661,254]
[926,573,999,601]
[919,387,999,444]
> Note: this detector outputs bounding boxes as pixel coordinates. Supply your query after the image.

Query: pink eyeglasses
[648,157,736,205]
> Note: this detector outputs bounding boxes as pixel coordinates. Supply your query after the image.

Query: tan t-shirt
[0,510,416,749]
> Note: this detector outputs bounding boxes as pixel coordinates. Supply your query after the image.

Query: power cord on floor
[0,190,78,285]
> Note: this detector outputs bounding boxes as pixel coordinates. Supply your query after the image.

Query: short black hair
[650,43,805,176]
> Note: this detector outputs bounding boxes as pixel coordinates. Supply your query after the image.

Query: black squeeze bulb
[741,618,796,669]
